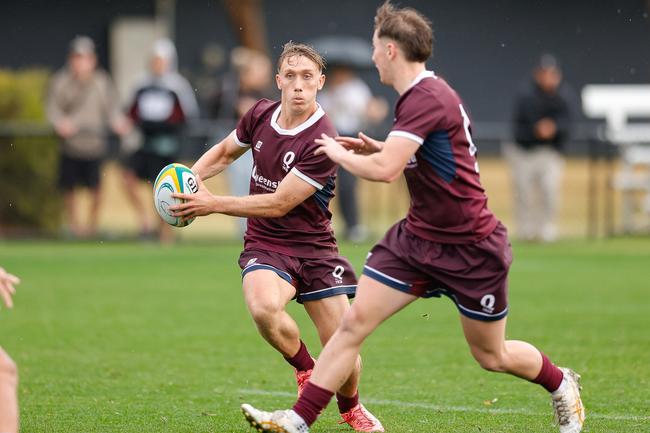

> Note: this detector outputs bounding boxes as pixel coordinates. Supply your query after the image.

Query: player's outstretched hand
[314,133,350,163]
[170,176,216,222]
[337,132,383,155]
[0,266,20,310]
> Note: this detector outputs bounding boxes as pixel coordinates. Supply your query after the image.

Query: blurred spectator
[223,47,276,236]
[122,38,199,242]
[46,36,129,238]
[318,65,388,242]
[0,266,20,433]
[506,54,574,242]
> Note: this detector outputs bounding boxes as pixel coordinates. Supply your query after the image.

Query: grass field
[1,239,649,433]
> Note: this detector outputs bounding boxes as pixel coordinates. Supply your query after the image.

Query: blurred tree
[0,69,61,237]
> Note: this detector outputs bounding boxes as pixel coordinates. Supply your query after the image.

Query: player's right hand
[0,267,20,310]
[337,132,383,155]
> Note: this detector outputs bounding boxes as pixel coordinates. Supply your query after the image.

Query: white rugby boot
[241,403,310,433]
[551,368,585,433]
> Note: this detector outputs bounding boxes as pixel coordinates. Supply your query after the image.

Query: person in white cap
[122,38,199,242]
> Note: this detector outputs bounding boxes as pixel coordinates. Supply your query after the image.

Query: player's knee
[472,349,506,372]
[247,299,283,327]
[0,350,18,383]
[339,308,371,342]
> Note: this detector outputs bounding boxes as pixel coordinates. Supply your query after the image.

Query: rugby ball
[153,163,198,227]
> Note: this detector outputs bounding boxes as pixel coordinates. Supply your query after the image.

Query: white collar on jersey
[407,70,437,90]
[270,103,325,136]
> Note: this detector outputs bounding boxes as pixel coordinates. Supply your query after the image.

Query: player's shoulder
[416,74,460,104]
[252,98,281,117]
[311,110,337,137]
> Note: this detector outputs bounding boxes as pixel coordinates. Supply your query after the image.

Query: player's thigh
[242,269,296,314]
[303,294,351,345]
[343,274,418,338]
[459,314,507,355]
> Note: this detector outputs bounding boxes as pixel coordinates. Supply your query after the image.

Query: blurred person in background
[506,54,574,242]
[224,47,276,237]
[318,65,388,242]
[47,36,129,238]
[0,266,20,433]
[122,38,199,243]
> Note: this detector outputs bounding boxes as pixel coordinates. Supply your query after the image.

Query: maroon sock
[336,391,359,413]
[531,352,564,392]
[292,381,334,426]
[284,340,315,372]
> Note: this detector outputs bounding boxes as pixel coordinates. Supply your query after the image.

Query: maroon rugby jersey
[233,99,339,257]
[390,71,498,243]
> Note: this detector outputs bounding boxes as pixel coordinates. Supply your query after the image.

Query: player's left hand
[170,176,217,222]
[0,266,20,310]
[314,133,349,163]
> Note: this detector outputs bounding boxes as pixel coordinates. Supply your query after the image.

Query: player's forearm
[338,151,402,183]
[191,142,235,180]
[211,193,288,218]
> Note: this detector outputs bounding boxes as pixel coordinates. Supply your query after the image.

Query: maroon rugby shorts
[239,249,357,303]
[363,220,513,321]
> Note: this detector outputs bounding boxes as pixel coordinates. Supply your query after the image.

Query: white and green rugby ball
[153,163,198,227]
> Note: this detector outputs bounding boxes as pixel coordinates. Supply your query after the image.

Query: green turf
[1,238,649,432]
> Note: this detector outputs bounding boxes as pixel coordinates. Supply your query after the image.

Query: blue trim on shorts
[362,266,412,292]
[298,285,357,303]
[241,264,293,285]
[455,302,508,322]
[441,290,508,322]
[364,266,508,322]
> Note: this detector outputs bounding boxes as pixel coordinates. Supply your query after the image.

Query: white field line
[237,388,650,422]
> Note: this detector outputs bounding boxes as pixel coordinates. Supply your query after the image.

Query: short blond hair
[277,41,326,72]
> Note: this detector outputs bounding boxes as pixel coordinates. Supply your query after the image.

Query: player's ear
[318,73,325,90]
[275,73,282,90]
[387,42,397,60]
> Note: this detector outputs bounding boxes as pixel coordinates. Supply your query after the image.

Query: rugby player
[171,42,384,432]
[241,3,584,433]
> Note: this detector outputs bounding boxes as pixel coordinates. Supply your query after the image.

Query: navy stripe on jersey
[419,130,457,183]
[312,176,336,212]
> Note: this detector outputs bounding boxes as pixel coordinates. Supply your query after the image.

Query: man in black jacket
[507,54,574,242]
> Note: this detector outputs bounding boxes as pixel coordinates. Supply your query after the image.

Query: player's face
[372,31,392,85]
[276,55,325,115]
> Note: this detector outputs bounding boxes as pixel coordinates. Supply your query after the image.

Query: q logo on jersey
[282,151,296,172]
[332,265,345,284]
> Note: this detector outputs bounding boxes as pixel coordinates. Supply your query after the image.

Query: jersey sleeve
[389,89,446,145]
[290,132,337,191]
